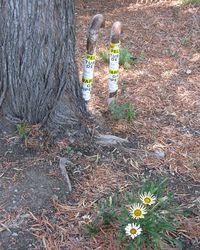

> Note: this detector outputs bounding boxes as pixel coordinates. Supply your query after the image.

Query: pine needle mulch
[25,0,200,249]
[1,1,200,249]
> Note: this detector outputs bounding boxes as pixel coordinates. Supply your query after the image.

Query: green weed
[99,50,109,63]
[163,48,178,57]
[109,101,135,121]
[83,223,100,236]
[119,48,137,69]
[65,146,74,156]
[99,47,138,69]
[17,121,29,140]
[181,37,190,47]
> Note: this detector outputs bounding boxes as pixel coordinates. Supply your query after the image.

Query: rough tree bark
[0,0,87,133]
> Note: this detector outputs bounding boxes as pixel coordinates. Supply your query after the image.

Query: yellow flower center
[130,228,137,235]
[144,197,151,203]
[134,209,142,217]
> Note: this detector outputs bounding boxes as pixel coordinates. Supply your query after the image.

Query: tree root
[95,134,128,145]
[58,157,73,193]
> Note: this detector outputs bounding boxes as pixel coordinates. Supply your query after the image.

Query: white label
[82,84,91,101]
[108,43,120,94]
[109,53,119,70]
[83,54,96,80]
[83,60,95,79]
[82,78,92,101]
[82,54,96,101]
[108,70,119,93]
[108,74,119,93]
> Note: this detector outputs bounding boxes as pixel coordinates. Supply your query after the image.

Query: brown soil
[1,0,200,249]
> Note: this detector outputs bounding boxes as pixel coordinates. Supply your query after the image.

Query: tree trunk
[0,0,87,133]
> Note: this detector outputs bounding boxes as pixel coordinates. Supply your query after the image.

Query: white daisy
[129,203,147,219]
[140,192,156,205]
[125,223,142,239]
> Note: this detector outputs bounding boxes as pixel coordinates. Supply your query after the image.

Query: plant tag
[82,54,96,101]
[108,72,119,92]
[109,43,120,94]
[82,78,92,101]
[83,54,96,79]
[109,43,120,71]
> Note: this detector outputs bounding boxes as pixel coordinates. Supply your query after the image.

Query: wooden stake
[82,14,105,104]
[108,21,122,105]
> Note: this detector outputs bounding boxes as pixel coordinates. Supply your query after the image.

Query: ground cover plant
[85,178,183,249]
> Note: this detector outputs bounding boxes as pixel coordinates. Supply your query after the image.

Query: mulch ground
[0,0,200,249]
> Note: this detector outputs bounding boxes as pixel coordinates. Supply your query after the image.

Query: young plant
[99,47,137,69]
[16,121,29,140]
[85,178,182,250]
[83,223,100,236]
[119,48,137,69]
[99,50,109,63]
[65,146,74,156]
[108,100,135,121]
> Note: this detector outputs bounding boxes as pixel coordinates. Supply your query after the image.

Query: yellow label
[110,43,120,49]
[86,54,96,61]
[82,78,92,84]
[109,70,119,74]
[110,48,120,54]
